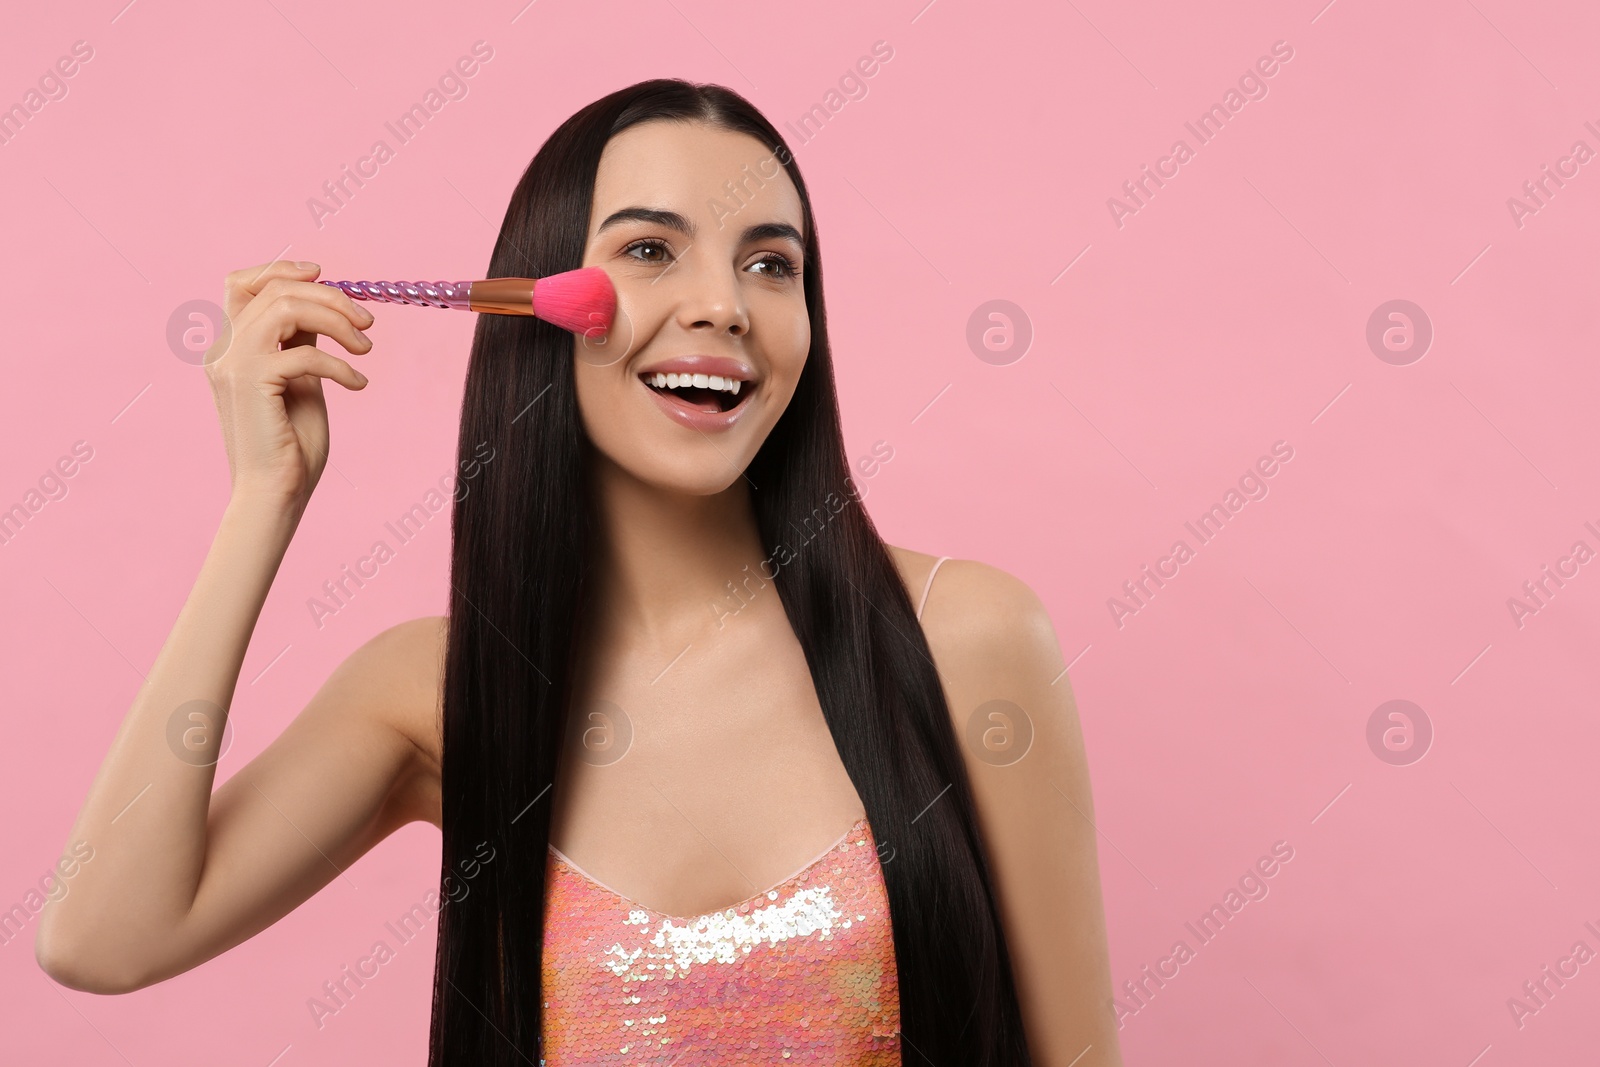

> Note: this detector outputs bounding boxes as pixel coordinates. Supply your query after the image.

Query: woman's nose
[671,259,749,337]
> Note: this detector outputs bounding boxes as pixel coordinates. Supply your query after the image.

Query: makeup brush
[318,265,616,335]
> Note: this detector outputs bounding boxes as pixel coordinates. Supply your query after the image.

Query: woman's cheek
[774,307,811,383]
[577,277,659,368]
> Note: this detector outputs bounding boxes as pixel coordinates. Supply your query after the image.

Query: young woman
[37,79,1123,1066]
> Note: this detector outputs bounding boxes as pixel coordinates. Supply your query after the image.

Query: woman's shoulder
[884,544,1065,715]
[884,545,1054,645]
[352,614,449,779]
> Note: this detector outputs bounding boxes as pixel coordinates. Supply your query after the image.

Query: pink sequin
[539,817,901,1064]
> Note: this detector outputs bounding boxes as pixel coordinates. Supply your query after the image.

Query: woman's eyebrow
[597,206,691,236]
[741,221,805,248]
[596,207,804,248]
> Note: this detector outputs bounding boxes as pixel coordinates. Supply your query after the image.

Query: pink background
[3,0,1598,1063]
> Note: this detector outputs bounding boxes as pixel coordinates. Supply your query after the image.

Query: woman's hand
[207,259,375,510]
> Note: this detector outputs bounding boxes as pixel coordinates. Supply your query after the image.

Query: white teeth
[645,371,748,395]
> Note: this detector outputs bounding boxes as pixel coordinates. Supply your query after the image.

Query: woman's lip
[640,376,753,433]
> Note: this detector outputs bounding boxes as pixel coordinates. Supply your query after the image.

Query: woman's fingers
[223,261,375,338]
[206,261,378,508]
[239,296,373,359]
[223,260,320,322]
[270,344,369,392]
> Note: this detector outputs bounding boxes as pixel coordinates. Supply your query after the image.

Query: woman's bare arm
[919,558,1125,1067]
[33,259,440,994]
[36,550,440,993]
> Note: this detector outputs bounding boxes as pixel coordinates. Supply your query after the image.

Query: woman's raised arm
[34,261,440,993]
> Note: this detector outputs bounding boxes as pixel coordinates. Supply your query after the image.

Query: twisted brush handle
[319,279,474,310]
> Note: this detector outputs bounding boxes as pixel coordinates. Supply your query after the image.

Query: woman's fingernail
[295,260,319,270]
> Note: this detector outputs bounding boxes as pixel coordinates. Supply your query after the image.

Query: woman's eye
[623,239,671,264]
[749,253,799,279]
[623,240,798,277]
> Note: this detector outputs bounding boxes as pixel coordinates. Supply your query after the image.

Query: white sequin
[596,885,843,977]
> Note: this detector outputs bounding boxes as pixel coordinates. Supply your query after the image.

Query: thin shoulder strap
[916,556,951,622]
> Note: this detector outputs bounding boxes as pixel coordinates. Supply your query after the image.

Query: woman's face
[574,120,810,496]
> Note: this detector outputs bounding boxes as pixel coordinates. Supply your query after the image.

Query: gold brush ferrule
[467,278,538,316]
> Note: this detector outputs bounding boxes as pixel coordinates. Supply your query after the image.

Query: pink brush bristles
[534,266,617,335]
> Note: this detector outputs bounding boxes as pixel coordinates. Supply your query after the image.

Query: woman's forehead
[590,121,802,231]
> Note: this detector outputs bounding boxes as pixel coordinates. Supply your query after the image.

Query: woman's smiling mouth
[636,355,757,431]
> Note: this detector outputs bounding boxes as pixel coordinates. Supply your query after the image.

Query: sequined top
[538,816,901,1064]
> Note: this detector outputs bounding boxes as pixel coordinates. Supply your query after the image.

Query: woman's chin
[595,451,753,499]
[643,466,750,498]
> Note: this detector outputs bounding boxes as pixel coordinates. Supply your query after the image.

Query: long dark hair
[429,78,1033,1065]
